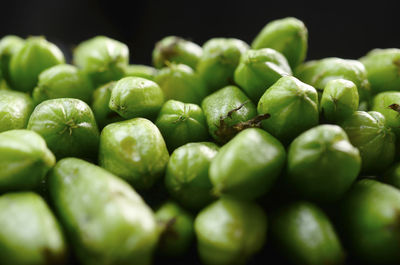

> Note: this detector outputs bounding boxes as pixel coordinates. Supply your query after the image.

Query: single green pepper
[339,179,400,264]
[194,197,267,265]
[340,111,395,174]
[9,36,65,93]
[270,201,345,265]
[0,90,34,132]
[295,57,371,104]
[0,192,67,265]
[48,157,159,265]
[234,48,292,102]
[32,64,93,105]
[27,98,99,160]
[155,201,194,257]
[155,100,209,152]
[320,79,359,122]
[0,35,24,85]
[152,36,202,69]
[257,76,319,144]
[0,129,55,192]
[73,36,129,87]
[109,77,164,120]
[209,128,286,200]
[124,64,158,81]
[99,118,169,190]
[286,124,361,202]
[197,38,249,92]
[154,63,207,105]
[201,85,258,144]
[371,91,400,137]
[251,17,308,69]
[91,81,123,129]
[360,48,400,94]
[165,142,219,210]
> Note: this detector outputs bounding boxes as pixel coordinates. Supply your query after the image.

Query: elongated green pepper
[0,192,67,265]
[0,90,33,132]
[48,158,159,265]
[99,118,169,190]
[209,128,286,200]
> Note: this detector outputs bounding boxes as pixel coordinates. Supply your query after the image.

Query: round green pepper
[124,64,158,81]
[73,36,129,87]
[0,90,33,132]
[320,79,359,123]
[155,100,209,152]
[91,81,123,129]
[270,201,345,265]
[48,157,159,265]
[165,142,219,210]
[194,197,267,265]
[109,77,164,120]
[251,17,308,69]
[99,118,169,190]
[340,111,396,174]
[287,124,361,202]
[360,48,400,94]
[155,63,207,105]
[0,129,55,192]
[339,179,400,264]
[155,201,194,257]
[295,57,371,104]
[0,35,24,85]
[27,98,100,160]
[201,85,258,144]
[210,128,286,200]
[197,38,249,92]
[234,48,292,102]
[32,64,93,105]
[9,36,65,93]
[257,76,319,144]
[371,91,400,137]
[152,36,202,69]
[0,192,67,265]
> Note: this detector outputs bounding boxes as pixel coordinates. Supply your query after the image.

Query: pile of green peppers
[1,17,400,265]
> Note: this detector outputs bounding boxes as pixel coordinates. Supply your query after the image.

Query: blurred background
[1,0,399,65]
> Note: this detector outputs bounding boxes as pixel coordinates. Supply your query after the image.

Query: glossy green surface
[197,38,249,92]
[202,85,257,144]
[0,90,33,132]
[32,64,93,105]
[109,77,164,120]
[0,192,67,265]
[252,17,308,69]
[270,201,344,265]
[341,111,395,173]
[287,125,360,202]
[195,197,267,265]
[155,63,207,105]
[0,129,55,192]
[124,64,158,81]
[27,98,99,159]
[0,35,24,85]
[155,201,194,257]
[165,142,218,210]
[152,36,202,69]
[48,158,159,265]
[371,91,400,137]
[210,128,286,200]
[339,179,400,264]
[73,36,129,87]
[99,118,169,190]
[234,48,292,102]
[155,100,209,152]
[9,36,65,93]
[257,76,319,144]
[320,79,359,122]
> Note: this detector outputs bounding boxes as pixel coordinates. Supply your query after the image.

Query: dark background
[1,1,398,264]
[1,0,399,65]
